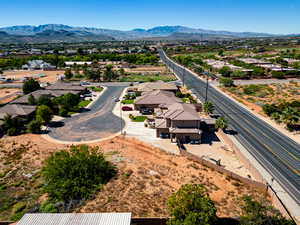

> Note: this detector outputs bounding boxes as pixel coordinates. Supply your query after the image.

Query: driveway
[47,84,127,142]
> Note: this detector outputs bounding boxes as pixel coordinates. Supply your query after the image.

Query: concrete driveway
[47,83,128,142]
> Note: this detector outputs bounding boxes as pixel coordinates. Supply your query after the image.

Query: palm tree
[215,117,228,130]
[203,101,214,114]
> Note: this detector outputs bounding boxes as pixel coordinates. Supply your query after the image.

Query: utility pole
[204,71,209,103]
[120,101,123,135]
[182,67,185,87]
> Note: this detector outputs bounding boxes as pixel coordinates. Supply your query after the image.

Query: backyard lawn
[78,100,92,108]
[121,99,134,104]
[88,86,103,92]
[130,115,147,122]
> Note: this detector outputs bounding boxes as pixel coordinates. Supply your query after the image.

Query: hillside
[0,24,280,43]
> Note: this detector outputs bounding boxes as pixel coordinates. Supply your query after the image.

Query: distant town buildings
[22,60,56,70]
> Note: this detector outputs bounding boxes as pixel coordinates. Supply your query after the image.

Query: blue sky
[1,0,299,34]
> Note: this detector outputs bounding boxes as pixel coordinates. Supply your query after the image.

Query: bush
[243,84,261,95]
[219,66,232,77]
[39,201,58,213]
[272,71,285,79]
[7,127,18,136]
[26,119,42,134]
[262,104,278,116]
[220,77,234,87]
[42,145,116,202]
[28,94,36,105]
[59,107,68,117]
[23,79,40,94]
[240,195,295,225]
[167,184,217,225]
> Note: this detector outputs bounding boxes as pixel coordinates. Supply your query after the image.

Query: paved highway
[159,49,300,205]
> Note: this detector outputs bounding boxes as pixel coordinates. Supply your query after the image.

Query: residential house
[22,60,56,70]
[155,103,203,143]
[239,58,272,65]
[130,81,178,95]
[134,90,181,112]
[45,82,86,94]
[0,104,36,120]
[65,61,93,67]
[204,59,253,73]
[10,89,81,105]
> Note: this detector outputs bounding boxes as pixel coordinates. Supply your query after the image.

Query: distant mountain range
[0,24,296,43]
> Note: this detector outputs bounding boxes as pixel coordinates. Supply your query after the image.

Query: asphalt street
[159,50,300,205]
[48,84,127,142]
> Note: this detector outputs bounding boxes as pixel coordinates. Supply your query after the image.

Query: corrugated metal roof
[16,213,132,225]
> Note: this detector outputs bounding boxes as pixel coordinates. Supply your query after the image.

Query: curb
[41,85,126,145]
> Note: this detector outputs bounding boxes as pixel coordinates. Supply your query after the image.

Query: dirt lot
[0,134,269,220]
[0,88,21,104]
[2,70,64,83]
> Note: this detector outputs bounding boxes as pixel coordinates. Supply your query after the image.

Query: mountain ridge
[0,24,298,43]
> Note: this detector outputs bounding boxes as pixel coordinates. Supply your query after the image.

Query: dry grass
[0,134,270,220]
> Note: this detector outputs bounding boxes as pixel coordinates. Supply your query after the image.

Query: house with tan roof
[0,104,36,120]
[45,82,86,93]
[10,89,81,105]
[155,103,203,143]
[130,81,178,94]
[134,90,181,112]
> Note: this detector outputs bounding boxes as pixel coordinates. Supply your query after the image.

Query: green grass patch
[88,86,103,92]
[119,74,176,82]
[78,100,92,108]
[121,99,134,104]
[131,116,147,122]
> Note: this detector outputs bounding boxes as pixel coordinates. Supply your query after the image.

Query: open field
[221,81,300,135]
[0,134,269,220]
[2,70,64,83]
[222,81,300,115]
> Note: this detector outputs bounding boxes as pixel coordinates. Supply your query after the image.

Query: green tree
[218,49,224,56]
[54,93,80,112]
[26,119,42,134]
[167,184,217,225]
[28,94,36,105]
[36,105,53,124]
[232,70,247,78]
[42,145,116,202]
[103,64,116,81]
[64,68,73,80]
[219,77,234,87]
[23,79,40,94]
[37,95,53,108]
[203,101,214,114]
[219,66,232,77]
[2,114,23,136]
[240,195,295,225]
[215,117,228,130]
